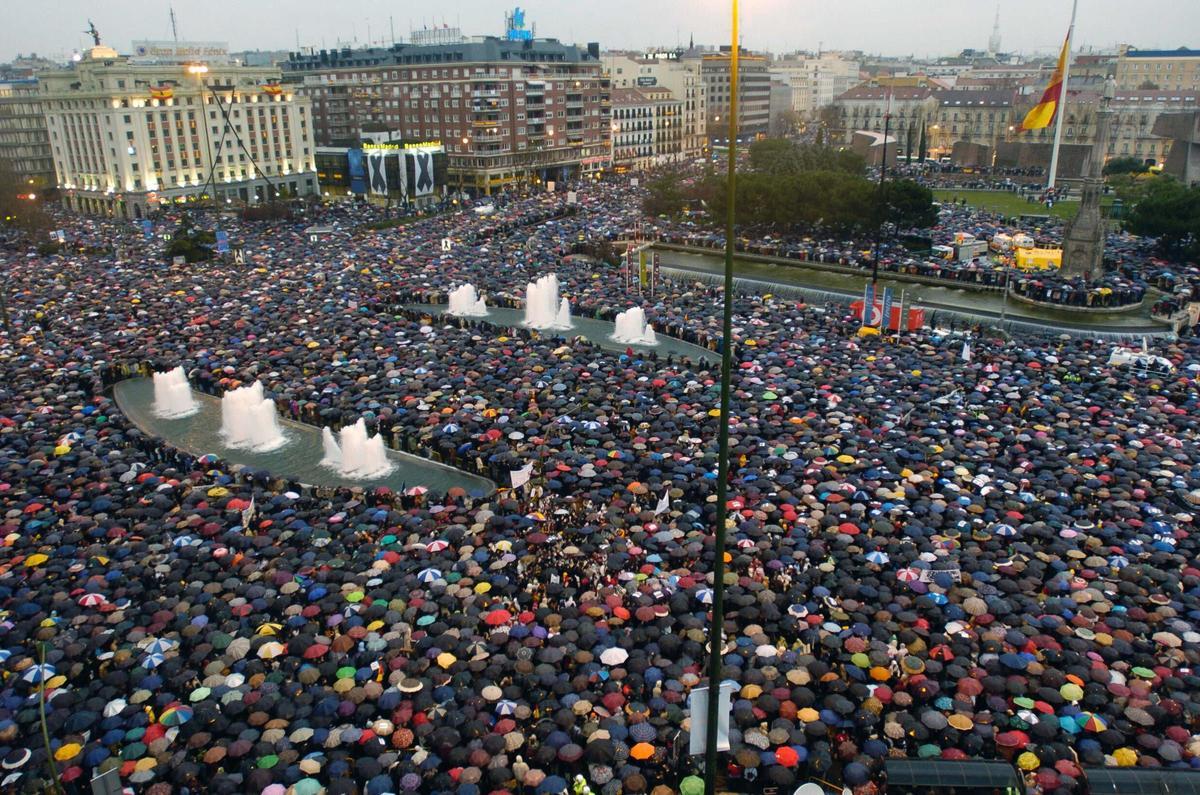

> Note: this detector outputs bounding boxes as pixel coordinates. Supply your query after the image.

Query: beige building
[831,86,938,153]
[928,90,1016,157]
[610,86,684,170]
[604,51,706,159]
[770,52,861,117]
[1010,88,1196,166]
[39,42,318,217]
[1116,47,1200,92]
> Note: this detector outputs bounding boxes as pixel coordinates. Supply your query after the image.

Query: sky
[4,0,1196,63]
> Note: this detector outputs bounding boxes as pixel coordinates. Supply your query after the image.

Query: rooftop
[1123,47,1200,59]
[283,37,599,72]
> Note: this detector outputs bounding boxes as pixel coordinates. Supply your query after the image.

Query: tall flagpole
[1046,0,1078,190]
[703,1,737,793]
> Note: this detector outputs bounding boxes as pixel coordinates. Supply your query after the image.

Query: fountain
[152,366,199,419]
[447,284,488,317]
[523,274,573,330]
[321,419,394,479]
[611,307,659,346]
[220,381,287,452]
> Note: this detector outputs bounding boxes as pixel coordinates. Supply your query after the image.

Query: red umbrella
[303,644,329,659]
[485,609,513,627]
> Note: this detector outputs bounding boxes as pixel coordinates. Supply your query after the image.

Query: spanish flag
[1018,35,1070,131]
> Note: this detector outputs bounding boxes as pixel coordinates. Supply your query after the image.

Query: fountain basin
[113,378,494,495]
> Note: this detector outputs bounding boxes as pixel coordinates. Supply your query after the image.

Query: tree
[0,159,50,236]
[918,122,928,163]
[747,140,864,176]
[1103,156,1152,177]
[643,172,687,218]
[878,179,938,229]
[770,109,804,138]
[1124,177,1200,259]
[164,213,215,263]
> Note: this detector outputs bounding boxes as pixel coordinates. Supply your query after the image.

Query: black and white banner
[367,150,388,196]
[409,150,434,197]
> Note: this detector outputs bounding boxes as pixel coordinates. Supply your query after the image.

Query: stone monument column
[1061,76,1116,279]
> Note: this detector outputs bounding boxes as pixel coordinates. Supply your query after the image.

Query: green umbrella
[120,742,147,760]
[258,754,279,769]
[293,779,321,795]
[680,776,705,795]
[189,686,211,702]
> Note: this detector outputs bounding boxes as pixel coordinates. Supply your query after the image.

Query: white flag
[509,463,534,489]
[241,496,256,529]
[961,341,972,362]
[654,491,670,516]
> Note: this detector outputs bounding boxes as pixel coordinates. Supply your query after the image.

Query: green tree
[878,179,939,229]
[164,214,215,263]
[643,172,687,218]
[1103,156,1152,177]
[918,122,928,162]
[1124,177,1200,259]
[0,159,50,236]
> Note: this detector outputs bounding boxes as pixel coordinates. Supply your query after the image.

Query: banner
[652,252,660,298]
[862,283,875,325]
[509,462,534,489]
[347,148,367,195]
[141,219,153,240]
[409,150,434,197]
[367,150,388,196]
[215,230,229,254]
[638,250,648,293]
[688,682,735,756]
[880,287,893,329]
[624,246,632,293]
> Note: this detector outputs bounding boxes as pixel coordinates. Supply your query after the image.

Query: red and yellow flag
[1018,35,1070,131]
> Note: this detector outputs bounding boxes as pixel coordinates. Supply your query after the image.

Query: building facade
[285,38,612,195]
[770,52,861,117]
[604,51,706,160]
[39,43,318,218]
[927,90,1016,157]
[1116,46,1200,92]
[831,86,938,155]
[610,86,683,170]
[0,79,54,192]
[694,48,771,141]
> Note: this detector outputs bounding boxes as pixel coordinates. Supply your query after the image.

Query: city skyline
[3,0,1196,64]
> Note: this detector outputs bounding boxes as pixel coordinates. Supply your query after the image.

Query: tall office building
[692,47,771,141]
[39,40,318,217]
[284,37,612,194]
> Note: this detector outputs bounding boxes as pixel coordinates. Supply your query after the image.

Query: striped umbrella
[22,663,55,683]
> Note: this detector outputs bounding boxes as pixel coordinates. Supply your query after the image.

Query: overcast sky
[5,0,1195,63]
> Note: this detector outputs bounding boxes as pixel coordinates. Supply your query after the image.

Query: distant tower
[1062,77,1117,279]
[987,6,1001,56]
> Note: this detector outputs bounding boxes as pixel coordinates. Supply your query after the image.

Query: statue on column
[1060,76,1116,279]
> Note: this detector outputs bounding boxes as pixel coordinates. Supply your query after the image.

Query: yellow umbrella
[54,743,81,761]
[256,623,283,636]
[257,642,285,660]
[1114,747,1138,767]
[436,652,457,669]
[474,582,491,595]
[24,554,48,568]
[54,445,71,456]
[207,487,230,498]
[1017,752,1040,771]
[797,707,820,723]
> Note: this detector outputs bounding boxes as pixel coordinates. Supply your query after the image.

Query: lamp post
[703,4,737,795]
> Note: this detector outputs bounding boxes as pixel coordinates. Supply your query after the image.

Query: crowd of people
[0,179,1198,795]
[634,202,1171,313]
